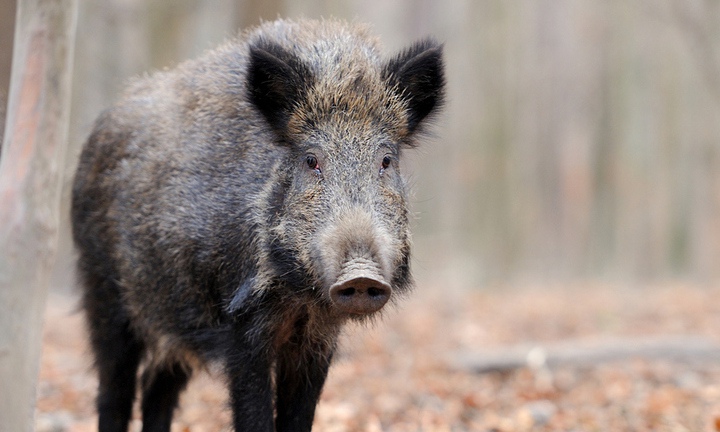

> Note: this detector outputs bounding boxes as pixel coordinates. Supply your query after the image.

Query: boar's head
[246,23,444,318]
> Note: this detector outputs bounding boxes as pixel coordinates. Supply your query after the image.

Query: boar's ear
[383,39,445,133]
[247,42,313,135]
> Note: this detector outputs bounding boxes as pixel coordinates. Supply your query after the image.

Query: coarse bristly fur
[71,18,445,432]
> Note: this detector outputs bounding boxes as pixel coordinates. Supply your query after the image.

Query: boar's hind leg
[140,363,191,432]
[274,344,334,432]
[85,282,144,432]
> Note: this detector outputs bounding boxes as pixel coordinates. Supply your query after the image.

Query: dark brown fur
[72,18,444,432]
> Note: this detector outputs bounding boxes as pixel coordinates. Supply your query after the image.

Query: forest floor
[36,282,720,432]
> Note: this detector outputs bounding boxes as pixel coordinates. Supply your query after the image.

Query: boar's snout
[318,209,397,315]
[329,258,392,315]
[330,277,391,315]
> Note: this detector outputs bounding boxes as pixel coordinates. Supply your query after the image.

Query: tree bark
[0,0,17,154]
[0,1,77,431]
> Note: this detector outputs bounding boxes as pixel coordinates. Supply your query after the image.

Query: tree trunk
[0,0,17,153]
[0,0,77,431]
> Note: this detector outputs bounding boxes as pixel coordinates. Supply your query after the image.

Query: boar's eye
[381,155,392,170]
[380,155,393,175]
[306,155,320,173]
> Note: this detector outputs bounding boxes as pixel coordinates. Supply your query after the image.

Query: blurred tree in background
[2,0,719,290]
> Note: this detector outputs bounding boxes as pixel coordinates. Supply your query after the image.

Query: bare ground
[36,282,720,431]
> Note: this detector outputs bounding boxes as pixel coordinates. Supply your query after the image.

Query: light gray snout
[329,257,391,315]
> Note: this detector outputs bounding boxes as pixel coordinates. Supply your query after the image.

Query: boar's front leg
[227,337,275,431]
[274,342,335,432]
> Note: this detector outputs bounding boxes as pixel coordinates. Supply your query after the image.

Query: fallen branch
[451,335,720,374]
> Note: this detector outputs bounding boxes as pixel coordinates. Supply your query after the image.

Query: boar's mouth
[328,257,391,315]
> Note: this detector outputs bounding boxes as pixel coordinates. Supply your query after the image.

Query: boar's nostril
[338,287,356,297]
[329,277,391,315]
[367,286,385,298]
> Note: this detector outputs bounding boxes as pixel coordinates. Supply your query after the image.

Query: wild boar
[71,18,444,432]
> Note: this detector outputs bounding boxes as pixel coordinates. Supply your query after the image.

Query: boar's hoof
[329,277,391,315]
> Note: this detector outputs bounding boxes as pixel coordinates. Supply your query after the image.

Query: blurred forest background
[2,0,720,290]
